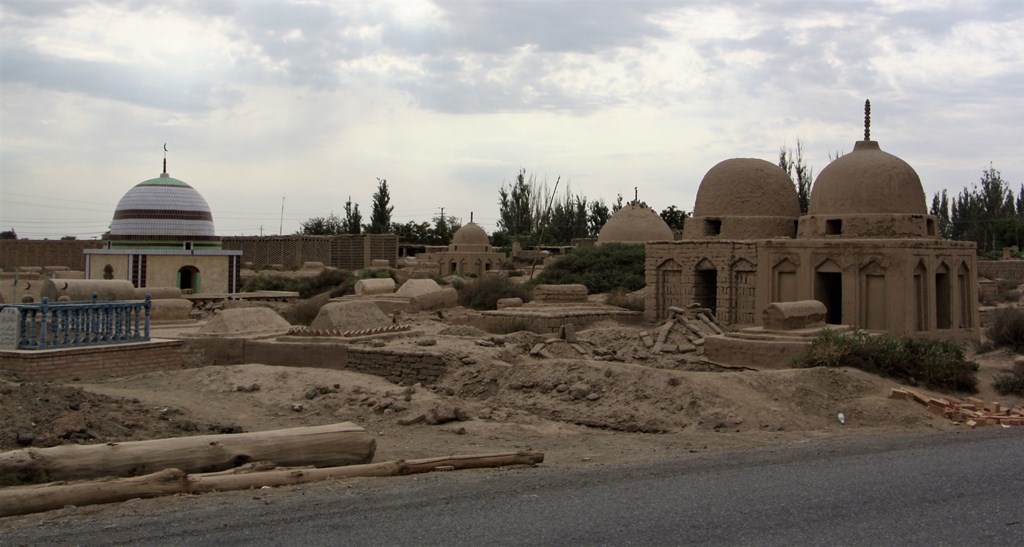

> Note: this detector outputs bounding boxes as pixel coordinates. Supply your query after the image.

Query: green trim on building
[136,177,193,188]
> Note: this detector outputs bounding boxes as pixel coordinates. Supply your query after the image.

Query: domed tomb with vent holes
[84,159,242,295]
[644,102,978,342]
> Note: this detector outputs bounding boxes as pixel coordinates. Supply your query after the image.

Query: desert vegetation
[794,329,979,394]
[532,243,645,294]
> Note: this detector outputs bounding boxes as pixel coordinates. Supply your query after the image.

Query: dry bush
[283,292,331,325]
[987,307,1024,351]
[456,276,531,310]
[794,329,978,394]
[994,361,1024,395]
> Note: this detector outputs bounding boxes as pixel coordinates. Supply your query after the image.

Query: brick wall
[978,260,1024,282]
[0,240,103,271]
[0,340,184,382]
[222,234,398,270]
[186,337,452,385]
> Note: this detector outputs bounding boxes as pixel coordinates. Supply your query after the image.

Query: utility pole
[279,197,285,236]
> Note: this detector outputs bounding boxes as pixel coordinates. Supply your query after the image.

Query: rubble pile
[890,388,1024,427]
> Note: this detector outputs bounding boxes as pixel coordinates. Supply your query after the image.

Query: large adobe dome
[451,222,490,246]
[597,204,673,244]
[692,158,800,218]
[682,158,800,240]
[449,221,492,252]
[808,140,926,215]
[108,171,219,246]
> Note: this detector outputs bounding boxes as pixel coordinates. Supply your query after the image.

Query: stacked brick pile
[890,388,1024,427]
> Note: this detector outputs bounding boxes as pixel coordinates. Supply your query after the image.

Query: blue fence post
[144,295,151,339]
[38,297,49,350]
[17,308,28,348]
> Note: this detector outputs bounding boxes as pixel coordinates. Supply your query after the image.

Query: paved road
[3,428,1022,545]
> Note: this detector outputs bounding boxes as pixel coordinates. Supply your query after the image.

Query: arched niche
[814,259,843,324]
[772,258,798,303]
[859,261,887,330]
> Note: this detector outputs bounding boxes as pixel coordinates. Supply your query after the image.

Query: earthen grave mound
[310,301,391,331]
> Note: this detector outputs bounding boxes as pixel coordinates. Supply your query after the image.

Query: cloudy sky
[2,0,1022,239]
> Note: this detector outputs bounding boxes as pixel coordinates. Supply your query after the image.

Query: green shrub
[993,362,1024,395]
[243,269,356,299]
[532,243,645,294]
[986,307,1024,351]
[356,268,392,280]
[457,276,531,310]
[794,329,979,394]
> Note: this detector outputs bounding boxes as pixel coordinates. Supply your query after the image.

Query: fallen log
[0,451,544,517]
[0,422,375,486]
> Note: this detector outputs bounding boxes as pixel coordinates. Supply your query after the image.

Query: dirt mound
[0,380,226,451]
[439,325,490,337]
[200,307,291,336]
[437,359,947,434]
[311,301,391,331]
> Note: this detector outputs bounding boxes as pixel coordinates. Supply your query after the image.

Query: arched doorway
[178,266,200,292]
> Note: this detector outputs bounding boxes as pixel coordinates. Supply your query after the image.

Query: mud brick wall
[0,340,184,382]
[187,338,450,385]
[346,347,450,384]
[222,234,397,270]
[0,240,103,271]
[978,260,1024,282]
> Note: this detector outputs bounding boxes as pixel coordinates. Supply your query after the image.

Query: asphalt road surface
[3,428,1022,545]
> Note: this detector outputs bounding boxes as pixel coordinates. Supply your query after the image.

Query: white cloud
[1,0,1022,239]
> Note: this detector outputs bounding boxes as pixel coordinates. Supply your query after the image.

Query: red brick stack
[890,388,1024,427]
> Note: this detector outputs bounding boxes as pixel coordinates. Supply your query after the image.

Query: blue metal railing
[2,295,151,350]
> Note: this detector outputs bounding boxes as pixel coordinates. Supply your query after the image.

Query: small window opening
[926,218,936,236]
[825,219,843,235]
[184,241,194,251]
[704,219,722,236]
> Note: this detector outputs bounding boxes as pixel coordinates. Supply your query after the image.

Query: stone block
[762,300,827,331]
[355,278,396,295]
[496,297,524,309]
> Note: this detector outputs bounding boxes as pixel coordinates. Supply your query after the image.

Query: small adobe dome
[597,204,673,244]
[808,140,926,215]
[692,158,800,218]
[449,221,492,252]
[107,170,220,249]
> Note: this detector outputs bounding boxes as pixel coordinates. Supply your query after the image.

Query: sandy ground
[4,311,1020,472]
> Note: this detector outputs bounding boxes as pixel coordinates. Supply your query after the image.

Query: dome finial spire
[864,100,871,141]
[161,143,169,178]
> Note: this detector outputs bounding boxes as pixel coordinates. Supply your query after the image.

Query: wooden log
[0,451,544,517]
[656,321,674,345]
[0,422,375,486]
[697,313,724,335]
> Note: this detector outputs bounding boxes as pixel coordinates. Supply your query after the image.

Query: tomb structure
[84,155,242,294]
[646,102,979,341]
[425,217,506,276]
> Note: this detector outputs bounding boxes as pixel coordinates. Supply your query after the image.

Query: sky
[1,0,1022,239]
